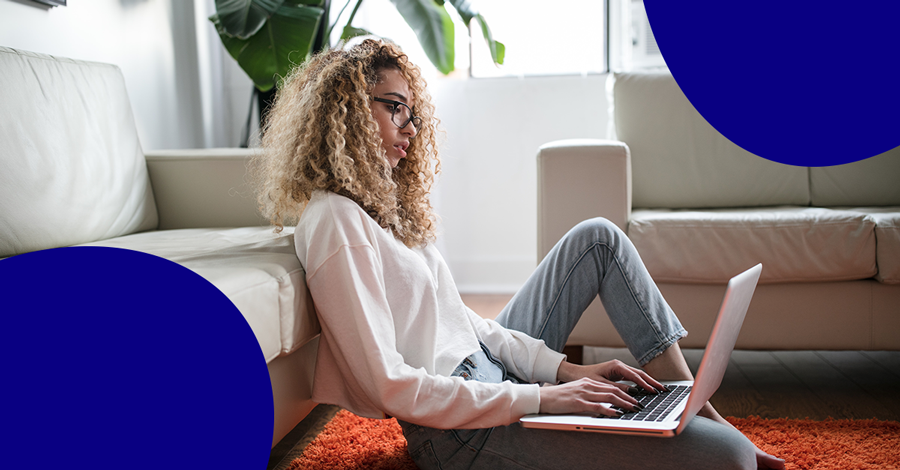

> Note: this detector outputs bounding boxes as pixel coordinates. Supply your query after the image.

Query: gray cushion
[611,72,809,210]
[628,207,877,284]
[841,208,900,284]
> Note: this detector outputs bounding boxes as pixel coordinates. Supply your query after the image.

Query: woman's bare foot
[643,344,785,469]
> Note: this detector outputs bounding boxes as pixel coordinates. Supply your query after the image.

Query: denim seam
[451,428,494,452]
[637,329,688,367]
[538,241,671,364]
[480,341,508,377]
[606,244,673,362]
[411,440,444,470]
[535,242,598,340]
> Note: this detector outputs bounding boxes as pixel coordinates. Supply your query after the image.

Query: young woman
[255,39,783,470]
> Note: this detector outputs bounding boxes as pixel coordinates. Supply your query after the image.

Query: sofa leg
[562,345,584,365]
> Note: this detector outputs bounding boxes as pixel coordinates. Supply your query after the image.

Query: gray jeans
[399,218,757,470]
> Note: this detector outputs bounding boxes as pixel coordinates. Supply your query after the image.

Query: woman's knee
[715,428,757,469]
[682,418,757,470]
[573,216,621,236]
[563,217,625,248]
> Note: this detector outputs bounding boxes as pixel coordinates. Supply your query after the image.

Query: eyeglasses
[373,97,422,130]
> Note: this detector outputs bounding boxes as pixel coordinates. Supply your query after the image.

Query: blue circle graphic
[2,247,272,469]
[645,1,900,167]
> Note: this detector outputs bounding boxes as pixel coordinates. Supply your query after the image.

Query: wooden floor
[267,293,900,469]
[587,347,900,421]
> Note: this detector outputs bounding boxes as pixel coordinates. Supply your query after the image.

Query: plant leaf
[212,4,324,91]
[475,13,504,65]
[214,0,285,39]
[445,0,474,24]
[388,0,455,74]
[340,25,373,41]
[445,0,504,65]
[210,13,253,60]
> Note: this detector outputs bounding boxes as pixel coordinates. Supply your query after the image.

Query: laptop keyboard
[611,384,692,422]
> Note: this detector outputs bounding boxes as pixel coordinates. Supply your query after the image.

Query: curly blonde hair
[254,39,440,247]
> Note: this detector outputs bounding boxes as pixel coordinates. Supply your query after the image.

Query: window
[608,0,667,71]
[334,0,664,79]
[469,0,608,78]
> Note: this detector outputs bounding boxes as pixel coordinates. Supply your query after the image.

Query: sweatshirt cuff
[510,383,543,418]
[531,346,566,384]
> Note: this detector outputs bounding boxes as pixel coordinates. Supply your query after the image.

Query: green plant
[209,0,505,93]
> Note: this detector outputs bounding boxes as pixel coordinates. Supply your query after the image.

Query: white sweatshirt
[293,190,565,429]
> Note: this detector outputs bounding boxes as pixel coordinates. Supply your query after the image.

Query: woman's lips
[394,144,407,158]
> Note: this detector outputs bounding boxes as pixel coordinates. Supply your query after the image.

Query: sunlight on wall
[429,74,610,292]
[471,0,606,78]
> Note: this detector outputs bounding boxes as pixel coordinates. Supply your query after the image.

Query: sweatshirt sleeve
[466,307,566,385]
[307,243,543,429]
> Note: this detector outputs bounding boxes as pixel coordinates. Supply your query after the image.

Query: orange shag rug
[290,410,900,470]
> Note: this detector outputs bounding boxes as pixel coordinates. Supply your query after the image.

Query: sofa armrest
[537,139,631,260]
[145,148,269,230]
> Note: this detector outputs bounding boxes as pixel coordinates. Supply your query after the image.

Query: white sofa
[0,47,318,446]
[538,72,900,352]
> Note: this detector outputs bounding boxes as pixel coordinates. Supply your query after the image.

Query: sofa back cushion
[610,72,809,209]
[810,147,900,207]
[628,207,877,284]
[0,48,157,258]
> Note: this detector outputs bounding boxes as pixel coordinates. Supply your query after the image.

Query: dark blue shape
[2,247,272,469]
[645,1,900,167]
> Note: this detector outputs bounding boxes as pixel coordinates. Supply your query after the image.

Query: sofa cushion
[145,149,268,230]
[628,207,876,284]
[0,48,158,258]
[610,72,809,209]
[810,147,900,207]
[80,227,316,363]
[843,208,900,284]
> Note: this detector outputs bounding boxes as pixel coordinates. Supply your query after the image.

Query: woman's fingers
[574,378,642,415]
[624,368,666,393]
[596,376,631,393]
[539,378,644,415]
[601,360,667,393]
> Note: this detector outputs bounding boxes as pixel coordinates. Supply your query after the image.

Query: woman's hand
[538,377,644,417]
[557,359,667,395]
[538,359,668,416]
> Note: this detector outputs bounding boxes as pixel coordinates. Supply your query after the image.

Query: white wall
[336,0,615,291]
[0,0,611,293]
[0,0,251,151]
[430,74,610,292]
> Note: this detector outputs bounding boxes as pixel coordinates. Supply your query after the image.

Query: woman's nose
[402,121,417,137]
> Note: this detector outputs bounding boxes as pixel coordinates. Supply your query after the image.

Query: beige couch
[538,72,900,352]
[0,47,318,446]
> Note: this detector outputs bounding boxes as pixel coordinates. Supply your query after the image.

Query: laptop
[520,263,762,437]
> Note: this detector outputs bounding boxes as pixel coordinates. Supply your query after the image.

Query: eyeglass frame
[372,97,422,130]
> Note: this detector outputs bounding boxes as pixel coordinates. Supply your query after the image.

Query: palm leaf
[212,3,324,91]
[446,0,504,64]
[388,0,455,74]
[214,0,285,39]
